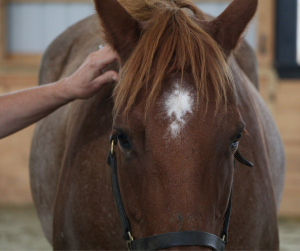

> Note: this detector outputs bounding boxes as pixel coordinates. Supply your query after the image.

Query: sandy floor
[0,206,299,250]
[279,218,300,251]
[0,207,51,250]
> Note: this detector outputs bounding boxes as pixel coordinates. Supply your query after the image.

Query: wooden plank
[275,81,300,217]
[258,67,278,114]
[0,125,35,204]
[3,54,41,67]
[0,74,38,91]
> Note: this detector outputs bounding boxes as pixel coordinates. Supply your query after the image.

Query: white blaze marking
[165,83,193,138]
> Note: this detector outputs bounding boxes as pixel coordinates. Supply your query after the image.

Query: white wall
[7,1,257,54]
[7,3,95,53]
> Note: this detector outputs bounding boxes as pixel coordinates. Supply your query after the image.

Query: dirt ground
[0,206,50,250]
[0,206,299,251]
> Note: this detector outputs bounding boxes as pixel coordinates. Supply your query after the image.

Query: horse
[29,0,285,250]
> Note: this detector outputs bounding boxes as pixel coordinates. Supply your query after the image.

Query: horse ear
[205,0,258,57]
[94,0,142,62]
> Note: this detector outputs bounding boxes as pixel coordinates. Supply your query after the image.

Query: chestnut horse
[30,0,285,250]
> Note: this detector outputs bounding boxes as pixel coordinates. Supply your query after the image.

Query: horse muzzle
[107,137,253,251]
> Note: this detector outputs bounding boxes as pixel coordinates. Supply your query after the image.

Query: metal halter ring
[127,231,134,251]
[111,139,115,155]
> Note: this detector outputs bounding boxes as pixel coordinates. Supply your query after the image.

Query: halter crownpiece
[107,136,253,250]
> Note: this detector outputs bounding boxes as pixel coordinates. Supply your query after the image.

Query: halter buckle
[111,139,115,155]
[127,231,134,251]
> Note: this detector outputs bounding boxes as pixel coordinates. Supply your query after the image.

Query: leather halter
[107,136,253,251]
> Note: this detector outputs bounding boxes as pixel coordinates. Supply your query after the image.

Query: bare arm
[0,46,119,139]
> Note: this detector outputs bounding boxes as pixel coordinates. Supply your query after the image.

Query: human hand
[59,46,119,100]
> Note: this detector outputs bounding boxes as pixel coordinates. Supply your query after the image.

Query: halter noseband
[107,136,253,251]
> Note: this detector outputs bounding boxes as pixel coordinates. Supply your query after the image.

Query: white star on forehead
[165,83,194,138]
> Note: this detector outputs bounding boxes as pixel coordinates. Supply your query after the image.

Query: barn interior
[0,0,299,250]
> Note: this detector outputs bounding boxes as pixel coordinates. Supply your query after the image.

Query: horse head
[94,0,257,250]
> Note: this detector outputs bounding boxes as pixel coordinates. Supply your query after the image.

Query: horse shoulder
[29,104,71,245]
[30,14,108,245]
[231,58,285,210]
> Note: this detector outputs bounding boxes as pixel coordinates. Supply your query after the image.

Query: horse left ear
[94,0,142,63]
[205,0,258,57]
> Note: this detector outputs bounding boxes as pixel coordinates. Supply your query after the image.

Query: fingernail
[112,75,117,81]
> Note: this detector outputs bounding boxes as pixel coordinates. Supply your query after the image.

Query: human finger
[91,70,118,88]
[89,46,120,71]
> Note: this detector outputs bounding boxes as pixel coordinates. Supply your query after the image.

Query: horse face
[94,0,257,248]
[111,74,245,241]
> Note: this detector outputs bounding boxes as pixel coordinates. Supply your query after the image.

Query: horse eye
[231,133,243,149]
[235,133,243,142]
[117,132,131,150]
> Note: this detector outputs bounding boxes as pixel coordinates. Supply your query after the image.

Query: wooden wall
[276,81,300,217]
[0,73,37,205]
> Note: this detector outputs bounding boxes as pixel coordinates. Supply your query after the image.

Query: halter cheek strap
[107,137,252,251]
[107,139,132,241]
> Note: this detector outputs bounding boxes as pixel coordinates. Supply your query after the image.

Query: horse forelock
[110,0,234,119]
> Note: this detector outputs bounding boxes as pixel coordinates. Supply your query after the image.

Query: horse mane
[112,0,233,117]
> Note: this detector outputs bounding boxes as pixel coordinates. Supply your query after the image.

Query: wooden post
[257,0,276,67]
[256,0,278,113]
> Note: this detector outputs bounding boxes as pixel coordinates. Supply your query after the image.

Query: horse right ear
[94,0,142,63]
[204,0,258,57]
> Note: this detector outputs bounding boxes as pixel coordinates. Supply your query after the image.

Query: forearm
[0,46,119,139]
[0,79,71,139]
